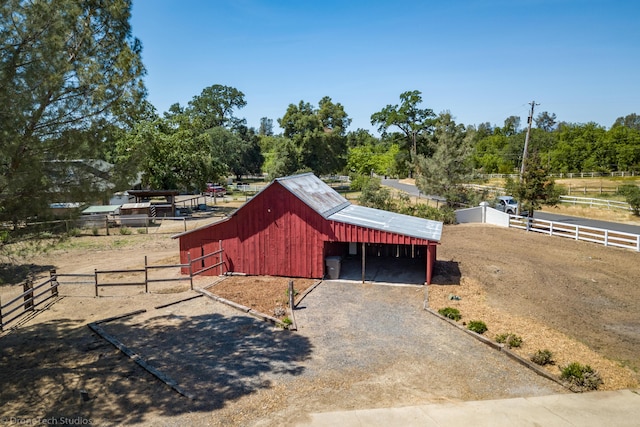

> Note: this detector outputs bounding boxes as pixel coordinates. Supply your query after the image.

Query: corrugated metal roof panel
[328,204,443,242]
[121,202,150,209]
[82,205,120,214]
[276,173,349,218]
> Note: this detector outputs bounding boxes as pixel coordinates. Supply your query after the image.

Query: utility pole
[520,100,539,181]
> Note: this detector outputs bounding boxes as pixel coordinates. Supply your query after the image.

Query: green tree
[613,113,640,131]
[502,115,521,136]
[278,97,350,175]
[370,90,435,157]
[259,117,274,136]
[618,185,640,216]
[358,177,394,210]
[116,117,221,191]
[535,111,557,132]
[265,137,300,178]
[415,113,472,206]
[209,126,264,180]
[185,84,247,131]
[0,0,146,225]
[506,152,560,218]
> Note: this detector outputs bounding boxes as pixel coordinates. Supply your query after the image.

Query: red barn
[176,173,443,284]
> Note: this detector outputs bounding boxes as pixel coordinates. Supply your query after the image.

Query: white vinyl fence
[508,216,640,251]
[456,205,640,252]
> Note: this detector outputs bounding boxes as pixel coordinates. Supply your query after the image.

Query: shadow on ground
[0,262,56,285]
[0,312,312,424]
[431,260,461,285]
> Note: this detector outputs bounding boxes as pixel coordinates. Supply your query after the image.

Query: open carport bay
[326,242,429,285]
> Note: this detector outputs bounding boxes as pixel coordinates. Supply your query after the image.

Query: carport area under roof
[324,203,441,285]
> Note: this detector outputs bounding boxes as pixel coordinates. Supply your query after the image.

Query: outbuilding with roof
[176,173,443,284]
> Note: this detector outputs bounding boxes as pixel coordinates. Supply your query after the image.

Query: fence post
[144,256,149,293]
[94,269,99,297]
[604,230,609,247]
[187,253,193,290]
[183,217,187,232]
[23,279,34,311]
[288,280,295,309]
[106,217,110,236]
[0,295,3,331]
[50,269,58,297]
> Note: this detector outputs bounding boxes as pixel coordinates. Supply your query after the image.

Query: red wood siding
[180,182,332,278]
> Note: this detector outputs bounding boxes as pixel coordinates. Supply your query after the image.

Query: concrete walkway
[297,389,640,426]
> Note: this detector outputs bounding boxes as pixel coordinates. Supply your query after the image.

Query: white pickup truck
[495,196,521,215]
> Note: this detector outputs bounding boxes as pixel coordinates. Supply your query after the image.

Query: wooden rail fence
[1,246,226,330]
[0,270,60,331]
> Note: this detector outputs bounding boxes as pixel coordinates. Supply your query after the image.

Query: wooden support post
[144,256,149,293]
[23,279,34,311]
[288,280,295,309]
[361,242,366,283]
[50,269,58,297]
[94,269,99,297]
[288,279,298,331]
[0,295,4,331]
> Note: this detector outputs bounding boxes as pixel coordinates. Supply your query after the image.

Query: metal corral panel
[328,204,442,242]
[276,173,349,218]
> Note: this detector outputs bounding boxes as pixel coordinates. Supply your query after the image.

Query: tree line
[2,0,639,230]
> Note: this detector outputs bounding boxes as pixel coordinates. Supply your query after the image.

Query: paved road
[382,178,640,235]
[381,178,445,202]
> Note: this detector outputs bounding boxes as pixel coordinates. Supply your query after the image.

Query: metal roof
[277,173,442,242]
[82,205,121,214]
[328,204,443,242]
[121,202,150,209]
[276,173,350,218]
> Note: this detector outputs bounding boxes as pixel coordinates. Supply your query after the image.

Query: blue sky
[130,0,639,134]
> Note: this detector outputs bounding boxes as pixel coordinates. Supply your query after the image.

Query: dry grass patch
[428,277,639,391]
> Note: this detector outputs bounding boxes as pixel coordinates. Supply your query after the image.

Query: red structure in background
[176,174,442,284]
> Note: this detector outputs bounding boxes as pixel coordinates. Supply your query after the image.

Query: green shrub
[282,317,293,326]
[560,362,603,391]
[438,307,462,321]
[619,184,640,216]
[92,226,100,236]
[530,349,554,366]
[495,333,523,348]
[467,320,488,334]
[66,228,80,237]
[137,228,147,234]
[119,226,132,235]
